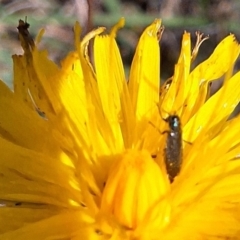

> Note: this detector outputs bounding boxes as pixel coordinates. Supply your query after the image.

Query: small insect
[17,17,35,50]
[162,114,182,183]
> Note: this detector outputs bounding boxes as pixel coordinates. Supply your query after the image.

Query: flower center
[100,150,168,229]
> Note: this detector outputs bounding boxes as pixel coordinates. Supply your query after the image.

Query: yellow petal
[0,137,81,207]
[184,71,240,142]
[0,211,92,240]
[161,32,191,115]
[184,34,240,121]
[128,19,161,119]
[101,150,168,229]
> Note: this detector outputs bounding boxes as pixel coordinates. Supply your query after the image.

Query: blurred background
[0,0,240,87]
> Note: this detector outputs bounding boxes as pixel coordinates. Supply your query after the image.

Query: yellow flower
[1,18,240,240]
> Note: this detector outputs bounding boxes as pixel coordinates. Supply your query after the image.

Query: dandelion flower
[0,18,240,240]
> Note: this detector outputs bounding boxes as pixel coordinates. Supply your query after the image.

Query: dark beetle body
[163,115,182,183]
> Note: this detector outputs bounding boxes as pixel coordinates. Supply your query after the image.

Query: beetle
[162,114,182,183]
